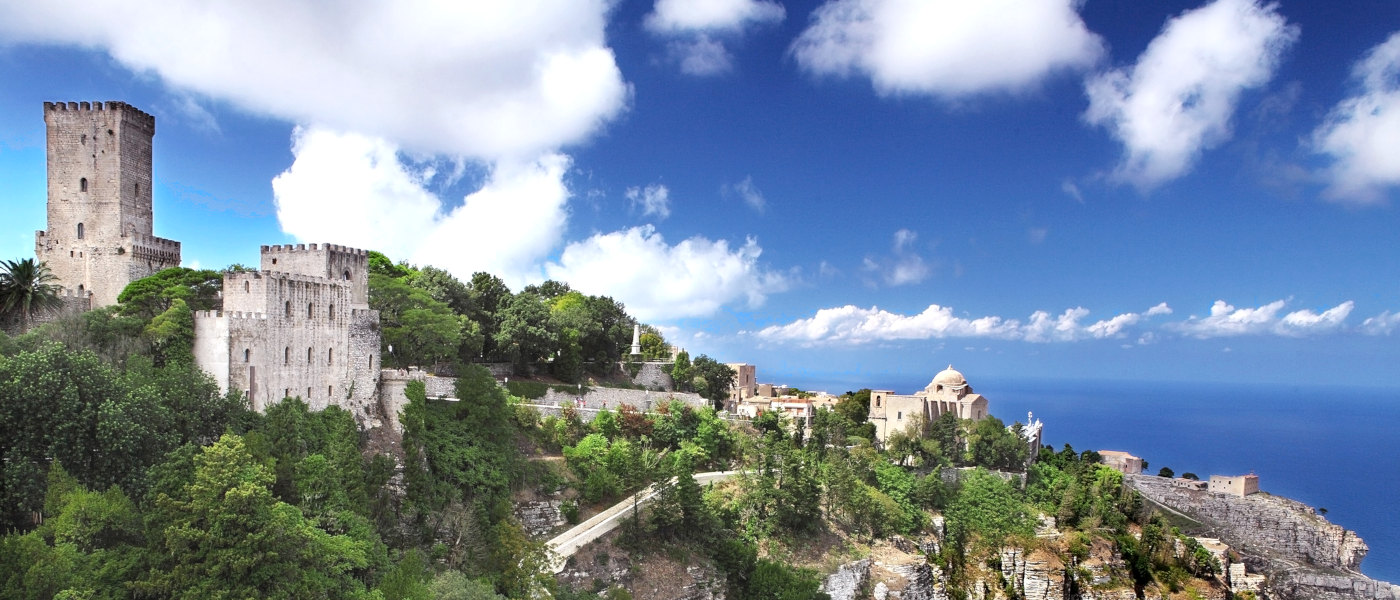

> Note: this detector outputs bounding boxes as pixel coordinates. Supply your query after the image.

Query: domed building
[868,365,990,445]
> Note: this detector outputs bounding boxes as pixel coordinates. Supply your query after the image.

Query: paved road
[546,470,743,573]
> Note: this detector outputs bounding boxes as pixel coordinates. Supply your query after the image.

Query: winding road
[546,470,744,573]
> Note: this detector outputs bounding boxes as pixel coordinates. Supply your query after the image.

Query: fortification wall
[38,101,176,308]
[261,244,370,306]
[378,368,459,433]
[539,386,707,413]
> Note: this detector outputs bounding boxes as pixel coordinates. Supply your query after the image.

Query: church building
[868,365,990,445]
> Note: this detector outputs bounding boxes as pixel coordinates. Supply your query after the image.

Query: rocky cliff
[1128,474,1400,600]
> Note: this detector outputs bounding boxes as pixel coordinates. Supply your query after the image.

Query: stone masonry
[35,101,180,308]
[193,244,381,421]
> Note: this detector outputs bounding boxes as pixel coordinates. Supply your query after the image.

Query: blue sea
[783,374,1400,584]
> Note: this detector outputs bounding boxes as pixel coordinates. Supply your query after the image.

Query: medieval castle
[34,101,385,424]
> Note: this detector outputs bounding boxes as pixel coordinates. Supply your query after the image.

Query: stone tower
[34,101,181,308]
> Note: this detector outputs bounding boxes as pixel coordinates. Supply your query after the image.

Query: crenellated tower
[34,101,181,308]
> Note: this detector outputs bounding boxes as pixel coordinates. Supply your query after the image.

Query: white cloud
[272,127,570,289]
[791,0,1102,98]
[544,225,788,322]
[755,302,1173,346]
[725,176,767,213]
[1084,0,1298,187]
[0,0,628,160]
[1313,32,1400,204]
[646,0,784,76]
[1170,299,1354,338]
[671,36,735,76]
[1362,311,1400,335]
[626,184,672,220]
[862,229,929,286]
[647,0,785,32]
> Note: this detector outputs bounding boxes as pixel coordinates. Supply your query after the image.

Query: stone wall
[629,361,675,390]
[378,368,459,432]
[36,101,179,308]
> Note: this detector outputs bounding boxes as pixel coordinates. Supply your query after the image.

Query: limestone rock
[514,499,565,537]
[821,559,871,600]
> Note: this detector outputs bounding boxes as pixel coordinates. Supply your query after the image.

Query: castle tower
[34,101,181,308]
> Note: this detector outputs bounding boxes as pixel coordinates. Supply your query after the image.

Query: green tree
[1157,466,1175,478]
[691,355,736,410]
[138,434,372,598]
[407,266,472,315]
[946,468,1034,547]
[0,258,64,333]
[670,350,692,391]
[493,293,553,374]
[115,267,222,320]
[468,272,511,360]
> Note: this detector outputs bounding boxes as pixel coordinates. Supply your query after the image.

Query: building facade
[34,101,180,308]
[1208,474,1259,497]
[193,244,381,419]
[1099,450,1145,475]
[868,365,989,445]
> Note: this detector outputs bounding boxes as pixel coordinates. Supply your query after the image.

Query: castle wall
[261,244,369,307]
[35,101,179,307]
[194,268,381,423]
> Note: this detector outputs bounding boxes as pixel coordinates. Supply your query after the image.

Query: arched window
[77,284,84,294]
[328,303,335,319]
[244,349,250,363]
[307,347,313,363]
[244,281,250,293]
[284,347,290,364]
[327,348,333,365]
[307,303,313,318]
[76,223,84,239]
[328,385,333,398]
[134,183,140,196]
[285,301,291,318]
[343,270,351,280]
[79,178,88,192]
[307,387,312,399]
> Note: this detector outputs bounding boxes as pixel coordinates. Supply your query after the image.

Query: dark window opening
[272,258,278,265]
[79,178,88,192]
[328,303,335,319]
[343,270,351,280]
[328,385,333,398]
[307,303,313,318]
[285,301,291,317]
[307,347,312,363]
[77,284,84,293]
[284,347,290,365]
[76,222,84,239]
[244,281,250,293]
[244,349,250,363]
[327,348,333,365]
[135,183,140,196]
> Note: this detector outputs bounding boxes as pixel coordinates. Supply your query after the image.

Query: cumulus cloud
[544,225,789,322]
[725,176,767,213]
[1362,311,1400,335]
[626,184,672,220]
[791,0,1102,98]
[1084,0,1298,187]
[1170,299,1354,338]
[0,0,629,160]
[1313,32,1400,203]
[271,127,570,289]
[755,302,1173,346]
[646,0,785,76]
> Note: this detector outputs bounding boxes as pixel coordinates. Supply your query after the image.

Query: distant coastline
[775,373,1400,583]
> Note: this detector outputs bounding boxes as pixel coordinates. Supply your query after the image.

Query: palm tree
[0,258,65,332]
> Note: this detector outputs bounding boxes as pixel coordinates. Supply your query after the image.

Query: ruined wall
[378,368,459,432]
[35,101,179,307]
[629,361,675,390]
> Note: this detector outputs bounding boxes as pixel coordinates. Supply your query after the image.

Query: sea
[781,374,1400,584]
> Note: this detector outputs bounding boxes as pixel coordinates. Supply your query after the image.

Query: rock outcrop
[1128,474,1399,600]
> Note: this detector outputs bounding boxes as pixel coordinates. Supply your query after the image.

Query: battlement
[261,243,368,257]
[127,232,182,252]
[229,269,355,286]
[57,287,92,298]
[194,309,270,321]
[44,101,155,132]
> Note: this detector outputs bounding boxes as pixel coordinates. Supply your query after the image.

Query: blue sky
[2,0,1398,390]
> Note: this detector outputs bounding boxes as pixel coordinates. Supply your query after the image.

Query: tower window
[76,223,84,239]
[244,281,250,293]
[327,348,333,365]
[244,348,250,363]
[284,347,290,365]
[135,183,140,196]
[328,385,333,398]
[307,303,313,318]
[79,178,88,192]
[77,284,84,293]
[285,301,291,318]
[307,347,313,363]
[343,270,351,280]
[328,303,334,319]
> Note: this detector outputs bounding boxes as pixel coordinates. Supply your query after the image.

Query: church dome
[932,365,966,386]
